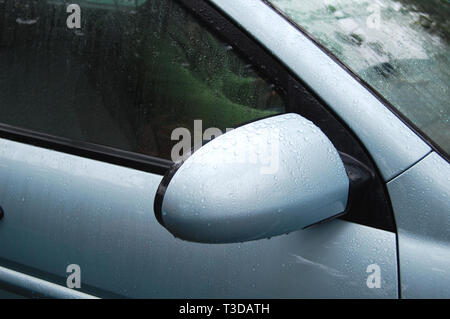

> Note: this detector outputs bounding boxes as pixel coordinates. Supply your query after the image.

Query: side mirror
[154,113,360,243]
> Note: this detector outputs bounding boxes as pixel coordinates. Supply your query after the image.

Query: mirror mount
[154,114,372,243]
[303,152,374,229]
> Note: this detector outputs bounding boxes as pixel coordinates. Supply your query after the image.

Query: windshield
[268,0,450,156]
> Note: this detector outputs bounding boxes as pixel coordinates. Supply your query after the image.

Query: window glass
[0,0,285,161]
[268,0,449,155]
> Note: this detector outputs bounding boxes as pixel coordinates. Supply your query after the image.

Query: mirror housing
[154,113,350,243]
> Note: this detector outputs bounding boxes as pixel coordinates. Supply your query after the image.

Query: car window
[0,0,285,162]
[268,0,449,156]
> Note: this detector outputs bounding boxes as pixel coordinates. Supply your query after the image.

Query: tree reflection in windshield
[269,0,449,155]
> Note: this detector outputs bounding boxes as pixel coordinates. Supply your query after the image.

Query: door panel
[0,138,398,298]
[0,0,399,299]
[0,265,97,298]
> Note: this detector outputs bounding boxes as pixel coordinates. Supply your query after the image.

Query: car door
[0,0,398,298]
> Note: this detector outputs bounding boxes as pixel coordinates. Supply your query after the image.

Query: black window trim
[0,123,171,176]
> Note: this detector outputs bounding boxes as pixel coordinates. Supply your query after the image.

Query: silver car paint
[0,138,397,298]
[387,152,450,298]
[162,114,349,243]
[209,0,431,182]
[0,265,98,299]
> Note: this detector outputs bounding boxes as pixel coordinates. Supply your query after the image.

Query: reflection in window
[269,0,449,155]
[0,0,285,160]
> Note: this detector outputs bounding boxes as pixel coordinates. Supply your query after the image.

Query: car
[0,0,448,299]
